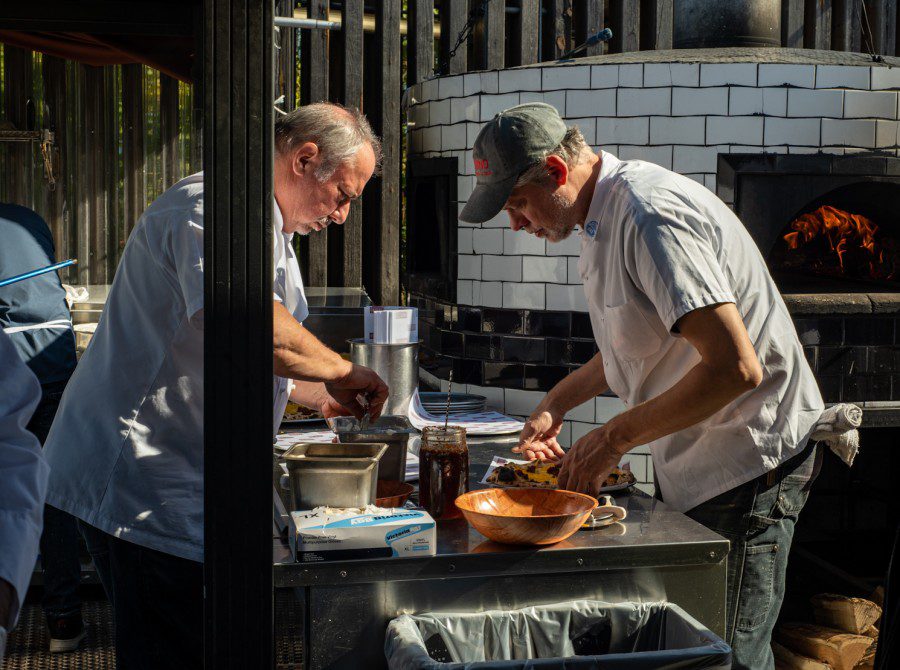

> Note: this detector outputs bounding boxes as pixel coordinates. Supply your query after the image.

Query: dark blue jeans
[26,381,83,623]
[78,523,203,670]
[684,444,820,670]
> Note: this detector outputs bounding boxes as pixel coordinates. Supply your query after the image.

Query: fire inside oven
[768,182,900,289]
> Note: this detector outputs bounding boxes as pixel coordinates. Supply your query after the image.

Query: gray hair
[514,126,592,188]
[275,102,382,181]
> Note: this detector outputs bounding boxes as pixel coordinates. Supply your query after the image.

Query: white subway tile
[762,145,789,153]
[422,126,442,152]
[816,65,870,89]
[821,118,876,147]
[524,256,567,283]
[758,63,816,88]
[787,146,824,154]
[844,90,898,119]
[546,284,587,311]
[543,91,567,115]
[618,64,643,87]
[442,123,467,149]
[450,96,479,123]
[570,421,596,442]
[630,443,652,455]
[544,64,590,90]
[456,280,473,305]
[499,68,542,93]
[764,117,821,145]
[595,396,626,422]
[473,228,504,254]
[567,257,580,283]
[466,122,482,147]
[876,120,899,147]
[463,73,482,96]
[618,88,671,116]
[457,228,474,254]
[871,66,900,90]
[567,117,597,145]
[672,87,728,116]
[644,63,699,87]
[591,64,619,88]
[619,144,674,169]
[762,88,789,116]
[701,63,757,87]
[420,78,438,101]
[787,89,843,118]
[503,282,545,309]
[461,150,475,174]
[482,255,523,282]
[557,421,572,446]
[504,388,546,416]
[457,255,481,280]
[597,116,650,145]
[480,281,503,307]
[626,454,648,483]
[429,98,450,125]
[480,71,500,94]
[673,145,722,174]
[503,229,545,255]
[410,104,429,128]
[684,173,704,185]
[545,231,583,256]
[704,174,717,190]
[409,129,423,153]
[706,116,764,145]
[728,87,787,116]
[566,89,616,118]
[439,75,464,99]
[649,116,704,145]
[483,209,512,229]
[462,384,503,411]
[568,399,595,423]
[645,457,654,483]
[480,93,520,120]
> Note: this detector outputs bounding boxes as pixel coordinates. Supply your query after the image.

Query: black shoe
[47,614,86,653]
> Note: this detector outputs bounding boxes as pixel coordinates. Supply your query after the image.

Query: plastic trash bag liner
[385,600,731,669]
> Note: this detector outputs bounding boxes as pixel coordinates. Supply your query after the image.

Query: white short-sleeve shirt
[44,174,308,561]
[579,152,824,512]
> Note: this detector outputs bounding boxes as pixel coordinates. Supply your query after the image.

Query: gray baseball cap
[459,103,568,224]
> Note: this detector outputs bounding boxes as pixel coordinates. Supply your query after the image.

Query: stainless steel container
[349,339,420,416]
[328,415,416,482]
[281,442,388,510]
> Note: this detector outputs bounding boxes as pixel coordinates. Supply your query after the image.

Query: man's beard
[544,191,578,242]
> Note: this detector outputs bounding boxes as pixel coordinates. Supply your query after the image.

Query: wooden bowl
[375,480,414,507]
[455,488,597,546]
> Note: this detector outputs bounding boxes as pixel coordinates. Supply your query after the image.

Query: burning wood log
[775,623,874,670]
[811,594,882,635]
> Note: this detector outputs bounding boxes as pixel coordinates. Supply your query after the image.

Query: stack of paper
[407,390,525,436]
[364,306,418,344]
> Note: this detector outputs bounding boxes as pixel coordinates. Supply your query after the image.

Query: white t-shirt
[578,152,824,512]
[44,173,308,561]
[0,330,47,626]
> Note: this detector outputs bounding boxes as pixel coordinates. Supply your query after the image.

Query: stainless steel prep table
[274,430,729,670]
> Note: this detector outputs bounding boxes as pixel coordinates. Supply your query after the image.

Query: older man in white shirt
[43,102,388,669]
[0,329,48,661]
[459,104,824,670]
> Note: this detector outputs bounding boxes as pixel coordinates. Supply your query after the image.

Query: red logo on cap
[474,158,492,176]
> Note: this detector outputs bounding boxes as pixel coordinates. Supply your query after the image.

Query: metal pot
[673,0,781,49]
[348,339,420,416]
[280,442,388,510]
[328,415,416,483]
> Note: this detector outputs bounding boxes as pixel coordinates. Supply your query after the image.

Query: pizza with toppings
[486,459,636,490]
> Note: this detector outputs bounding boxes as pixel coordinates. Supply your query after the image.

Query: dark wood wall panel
[342,0,365,287]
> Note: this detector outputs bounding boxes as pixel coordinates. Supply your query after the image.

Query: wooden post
[543,0,573,60]
[103,66,121,273]
[342,0,364,288]
[833,0,863,52]
[409,0,435,84]
[782,0,805,47]
[300,0,329,287]
[202,0,274,665]
[122,64,145,243]
[611,0,640,52]
[3,47,33,207]
[641,0,673,50]
[276,0,297,111]
[574,1,607,56]
[518,0,541,65]
[41,55,70,263]
[867,0,897,55]
[161,74,180,188]
[441,0,468,74]
[805,0,832,50]
[483,0,505,69]
[372,0,401,304]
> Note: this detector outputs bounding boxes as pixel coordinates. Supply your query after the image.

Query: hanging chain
[40,129,56,191]
[434,0,493,77]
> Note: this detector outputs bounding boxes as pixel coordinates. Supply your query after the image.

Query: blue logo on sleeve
[585,220,599,239]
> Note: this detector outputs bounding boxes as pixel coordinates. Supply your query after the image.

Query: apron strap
[3,319,73,335]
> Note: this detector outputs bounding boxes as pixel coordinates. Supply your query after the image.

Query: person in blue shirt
[0,203,83,653]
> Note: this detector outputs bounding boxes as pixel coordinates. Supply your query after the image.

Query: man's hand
[558,424,628,498]
[512,401,566,461]
[324,363,389,420]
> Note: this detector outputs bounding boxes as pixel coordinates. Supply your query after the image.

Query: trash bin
[384,600,731,669]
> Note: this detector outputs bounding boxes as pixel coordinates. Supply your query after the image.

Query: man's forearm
[604,359,755,453]
[545,353,609,413]
[289,380,327,408]
[273,302,351,382]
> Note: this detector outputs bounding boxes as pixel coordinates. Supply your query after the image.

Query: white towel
[810,403,863,467]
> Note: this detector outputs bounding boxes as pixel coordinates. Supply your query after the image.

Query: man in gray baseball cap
[462,103,823,670]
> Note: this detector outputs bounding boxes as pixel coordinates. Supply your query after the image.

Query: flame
[783,205,893,280]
